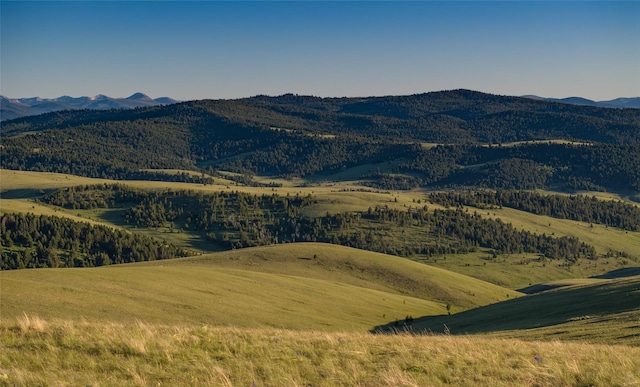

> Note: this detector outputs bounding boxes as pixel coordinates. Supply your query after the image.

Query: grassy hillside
[0,169,109,199]
[3,91,640,386]
[2,316,639,386]
[145,243,522,309]
[0,243,519,330]
[0,266,433,331]
[384,275,640,346]
[0,169,408,210]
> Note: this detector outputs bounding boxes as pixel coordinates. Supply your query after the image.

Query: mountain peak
[126,92,152,100]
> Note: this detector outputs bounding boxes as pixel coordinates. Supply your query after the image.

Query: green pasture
[0,264,436,331]
[473,206,640,257]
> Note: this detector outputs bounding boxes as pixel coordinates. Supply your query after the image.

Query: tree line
[427,190,640,231]
[1,212,188,270]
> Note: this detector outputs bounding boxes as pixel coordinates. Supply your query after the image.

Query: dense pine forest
[2,90,639,192]
[0,212,188,270]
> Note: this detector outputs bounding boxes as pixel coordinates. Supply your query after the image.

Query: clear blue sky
[2,1,638,101]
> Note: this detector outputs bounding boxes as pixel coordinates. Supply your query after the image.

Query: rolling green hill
[0,243,520,331]
[145,243,522,308]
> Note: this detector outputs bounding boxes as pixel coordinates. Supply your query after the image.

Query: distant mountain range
[2,91,638,122]
[521,95,640,109]
[0,93,180,121]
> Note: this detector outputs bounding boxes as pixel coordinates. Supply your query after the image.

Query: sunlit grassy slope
[388,275,640,346]
[3,316,639,386]
[2,171,640,385]
[0,169,417,219]
[0,243,519,330]
[416,249,638,290]
[143,243,522,309]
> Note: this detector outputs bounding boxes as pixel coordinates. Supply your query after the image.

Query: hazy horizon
[2,89,639,103]
[2,1,638,101]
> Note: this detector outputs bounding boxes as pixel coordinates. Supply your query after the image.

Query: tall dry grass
[1,315,639,386]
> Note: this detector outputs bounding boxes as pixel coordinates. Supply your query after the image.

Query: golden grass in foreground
[1,316,639,387]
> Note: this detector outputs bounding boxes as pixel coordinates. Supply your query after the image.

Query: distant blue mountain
[599,97,640,109]
[0,93,180,121]
[522,95,640,109]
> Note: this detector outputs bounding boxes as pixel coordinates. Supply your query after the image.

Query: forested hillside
[1,183,598,270]
[428,190,640,231]
[2,90,639,192]
[0,212,188,270]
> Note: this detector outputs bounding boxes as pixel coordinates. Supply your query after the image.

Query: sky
[1,1,639,101]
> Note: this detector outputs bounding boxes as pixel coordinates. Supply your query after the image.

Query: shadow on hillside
[94,208,129,226]
[370,296,539,336]
[1,188,55,199]
[591,267,640,279]
[370,277,640,336]
[516,267,640,294]
[516,283,569,294]
[94,209,225,254]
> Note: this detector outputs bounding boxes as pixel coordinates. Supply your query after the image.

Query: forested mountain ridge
[2,90,639,191]
[242,89,640,143]
[5,90,639,143]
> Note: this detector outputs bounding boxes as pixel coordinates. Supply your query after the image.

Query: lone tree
[446,303,452,315]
